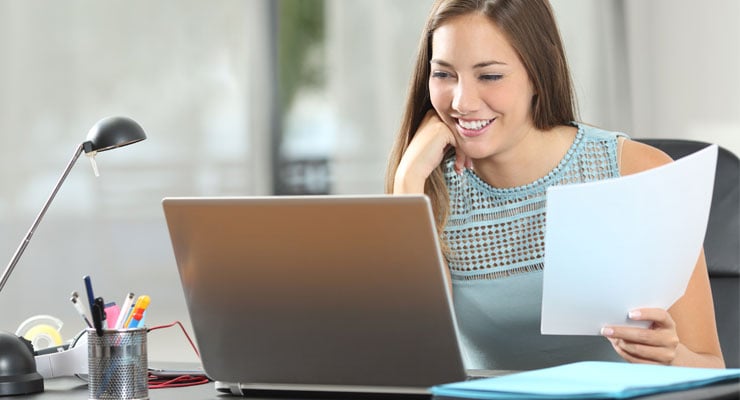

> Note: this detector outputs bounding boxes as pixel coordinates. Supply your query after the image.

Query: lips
[456,118,495,137]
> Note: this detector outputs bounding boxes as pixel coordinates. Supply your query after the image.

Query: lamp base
[0,331,44,396]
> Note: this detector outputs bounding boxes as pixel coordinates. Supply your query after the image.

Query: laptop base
[216,381,431,399]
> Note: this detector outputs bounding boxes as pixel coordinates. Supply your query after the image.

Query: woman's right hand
[393,110,471,194]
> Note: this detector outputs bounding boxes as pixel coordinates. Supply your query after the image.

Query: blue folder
[430,361,740,399]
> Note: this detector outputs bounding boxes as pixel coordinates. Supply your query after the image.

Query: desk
[10,377,740,400]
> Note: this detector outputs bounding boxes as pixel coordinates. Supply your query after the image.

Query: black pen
[92,297,107,336]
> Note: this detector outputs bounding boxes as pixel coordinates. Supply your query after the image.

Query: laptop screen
[162,195,466,393]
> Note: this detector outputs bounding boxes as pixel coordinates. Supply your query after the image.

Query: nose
[452,78,479,115]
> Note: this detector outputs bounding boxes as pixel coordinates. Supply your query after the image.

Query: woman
[386,0,724,370]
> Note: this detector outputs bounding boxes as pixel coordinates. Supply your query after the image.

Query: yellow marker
[123,295,150,328]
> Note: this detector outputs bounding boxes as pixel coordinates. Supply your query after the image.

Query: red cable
[147,320,200,358]
[148,373,210,389]
[146,321,209,389]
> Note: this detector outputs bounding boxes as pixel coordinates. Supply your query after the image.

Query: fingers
[420,109,472,175]
[454,151,473,175]
[601,308,676,344]
[627,308,675,328]
[601,325,672,347]
[416,110,454,147]
[601,308,679,365]
[607,338,664,365]
[607,336,678,364]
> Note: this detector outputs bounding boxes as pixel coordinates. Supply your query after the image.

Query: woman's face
[429,13,536,160]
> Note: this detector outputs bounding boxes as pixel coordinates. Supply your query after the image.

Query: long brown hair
[385,0,576,247]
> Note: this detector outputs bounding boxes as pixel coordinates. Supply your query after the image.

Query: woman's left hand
[601,308,680,365]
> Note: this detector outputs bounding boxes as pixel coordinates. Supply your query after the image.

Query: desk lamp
[0,116,146,396]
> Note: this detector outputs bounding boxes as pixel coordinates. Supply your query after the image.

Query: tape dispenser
[15,315,88,380]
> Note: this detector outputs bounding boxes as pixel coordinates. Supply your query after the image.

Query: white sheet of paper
[541,144,718,335]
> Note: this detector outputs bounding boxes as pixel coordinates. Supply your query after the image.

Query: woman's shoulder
[575,122,627,141]
[619,138,673,176]
[573,122,672,175]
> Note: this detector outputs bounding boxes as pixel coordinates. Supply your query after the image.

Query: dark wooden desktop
[10,375,740,400]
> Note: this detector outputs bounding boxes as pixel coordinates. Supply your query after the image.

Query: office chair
[636,138,739,368]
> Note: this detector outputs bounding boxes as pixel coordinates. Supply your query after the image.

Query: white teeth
[458,118,493,130]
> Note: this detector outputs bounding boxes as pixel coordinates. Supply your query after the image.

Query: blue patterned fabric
[443,123,627,370]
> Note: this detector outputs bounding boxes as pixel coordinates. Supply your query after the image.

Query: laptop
[162,195,468,396]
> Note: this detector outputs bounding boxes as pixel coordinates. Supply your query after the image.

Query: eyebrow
[430,59,507,68]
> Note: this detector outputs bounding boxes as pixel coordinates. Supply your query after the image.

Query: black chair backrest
[636,138,739,367]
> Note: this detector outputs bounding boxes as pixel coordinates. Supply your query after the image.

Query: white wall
[624,0,740,153]
[0,0,273,363]
[553,0,740,154]
[326,0,431,194]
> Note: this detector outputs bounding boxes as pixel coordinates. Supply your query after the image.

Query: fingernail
[600,327,614,336]
[628,310,642,319]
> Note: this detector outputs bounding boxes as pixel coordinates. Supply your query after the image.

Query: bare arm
[601,139,725,368]
[393,111,471,194]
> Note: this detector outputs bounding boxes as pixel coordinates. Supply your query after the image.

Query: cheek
[513,82,536,113]
[429,81,451,111]
[481,84,530,114]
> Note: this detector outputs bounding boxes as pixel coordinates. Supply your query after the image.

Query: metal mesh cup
[87,327,148,400]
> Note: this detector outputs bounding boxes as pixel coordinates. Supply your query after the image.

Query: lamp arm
[0,142,86,293]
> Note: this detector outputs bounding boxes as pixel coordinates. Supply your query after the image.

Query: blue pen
[83,275,96,312]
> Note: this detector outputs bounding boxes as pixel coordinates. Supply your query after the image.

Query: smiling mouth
[456,118,495,132]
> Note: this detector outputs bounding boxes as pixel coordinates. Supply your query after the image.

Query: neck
[472,124,576,189]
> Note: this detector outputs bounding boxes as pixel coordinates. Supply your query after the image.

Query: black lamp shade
[0,332,43,395]
[84,116,147,153]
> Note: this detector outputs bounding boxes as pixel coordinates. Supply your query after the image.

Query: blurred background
[0,0,737,363]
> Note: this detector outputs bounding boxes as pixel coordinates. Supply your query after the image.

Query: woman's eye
[480,74,503,81]
[431,71,452,79]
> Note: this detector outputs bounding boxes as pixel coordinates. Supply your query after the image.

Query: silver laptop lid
[162,195,466,393]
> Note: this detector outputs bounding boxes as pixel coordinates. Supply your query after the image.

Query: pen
[91,297,106,336]
[124,295,150,328]
[114,292,135,329]
[69,291,92,328]
[83,275,96,313]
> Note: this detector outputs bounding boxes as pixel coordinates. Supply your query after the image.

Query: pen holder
[87,327,148,400]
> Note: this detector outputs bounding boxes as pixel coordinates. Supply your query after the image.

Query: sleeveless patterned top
[443,123,627,370]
